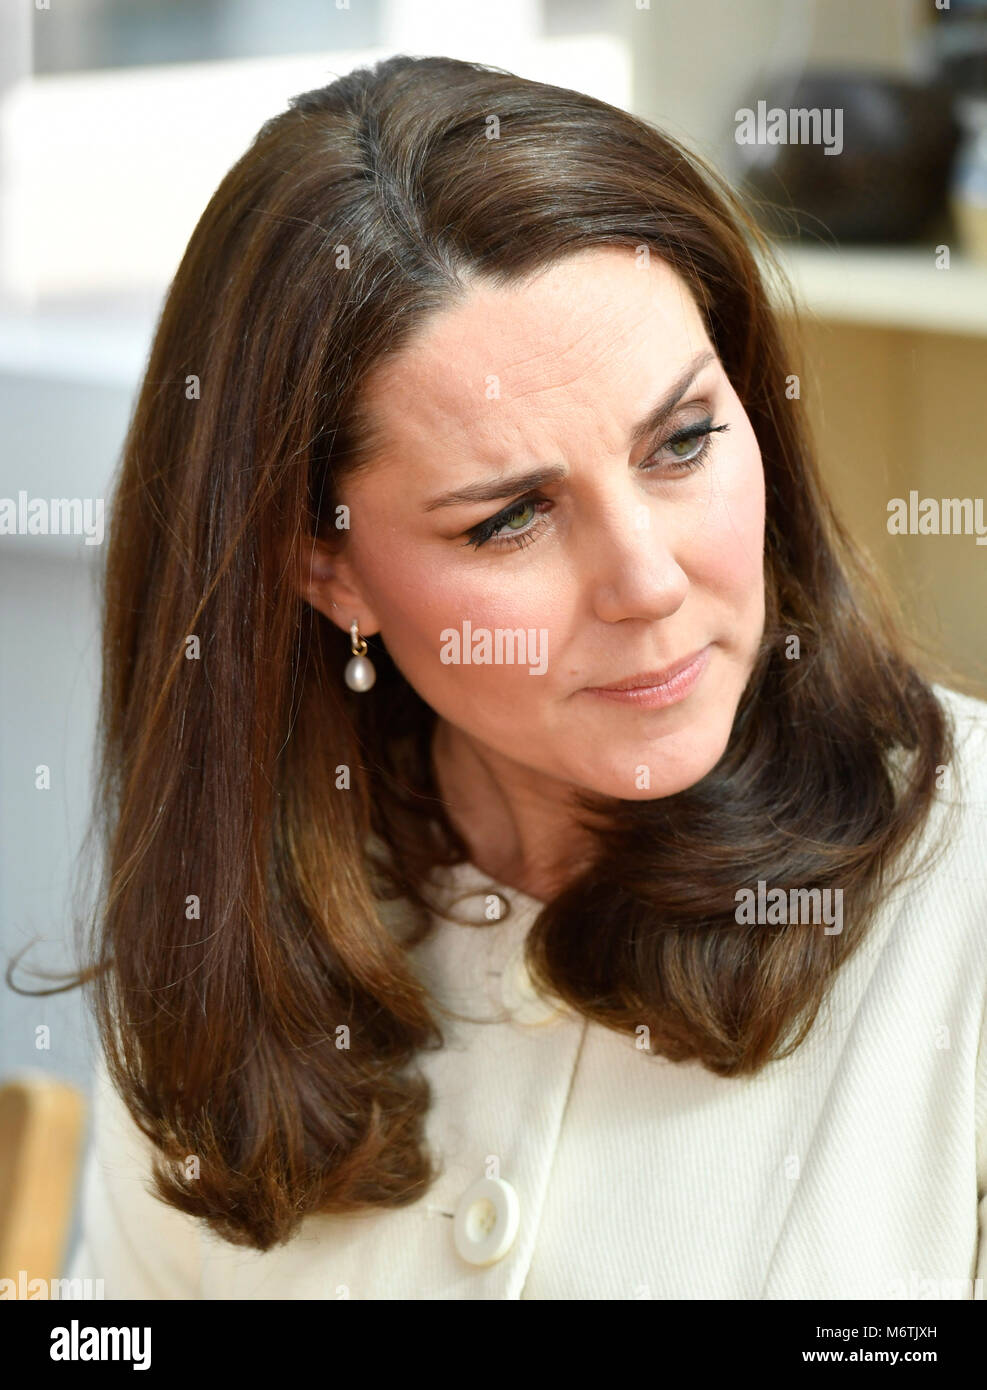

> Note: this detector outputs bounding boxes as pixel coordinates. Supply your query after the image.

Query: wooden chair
[0,1072,86,1293]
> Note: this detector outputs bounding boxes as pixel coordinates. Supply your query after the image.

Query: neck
[429,716,598,902]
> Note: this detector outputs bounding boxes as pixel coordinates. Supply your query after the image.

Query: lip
[581,646,710,708]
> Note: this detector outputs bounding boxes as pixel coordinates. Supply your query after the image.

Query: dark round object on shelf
[735,70,962,243]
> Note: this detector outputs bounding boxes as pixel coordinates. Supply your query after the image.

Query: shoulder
[869,683,987,1026]
[891,682,987,869]
[933,681,987,797]
[921,687,987,1209]
[925,683,987,884]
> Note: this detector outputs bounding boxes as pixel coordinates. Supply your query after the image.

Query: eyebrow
[422,347,718,512]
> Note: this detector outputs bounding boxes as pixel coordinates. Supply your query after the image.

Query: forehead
[354,246,713,473]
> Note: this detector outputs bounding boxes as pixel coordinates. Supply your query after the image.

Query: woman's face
[303,245,765,804]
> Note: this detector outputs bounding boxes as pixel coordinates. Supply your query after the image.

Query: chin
[573,716,734,801]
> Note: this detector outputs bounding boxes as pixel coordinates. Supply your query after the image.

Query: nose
[582,489,690,624]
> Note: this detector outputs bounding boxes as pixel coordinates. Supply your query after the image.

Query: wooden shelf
[765,243,987,338]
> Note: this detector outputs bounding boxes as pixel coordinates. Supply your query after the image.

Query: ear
[292,533,382,637]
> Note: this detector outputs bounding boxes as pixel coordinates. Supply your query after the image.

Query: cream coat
[65,684,987,1299]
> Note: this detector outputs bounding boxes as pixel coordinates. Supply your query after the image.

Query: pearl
[344,654,376,691]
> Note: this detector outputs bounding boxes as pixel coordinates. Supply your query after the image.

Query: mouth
[580,646,711,708]
[584,647,709,692]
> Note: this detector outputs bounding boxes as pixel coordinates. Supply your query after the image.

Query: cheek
[346,524,557,700]
[690,432,765,604]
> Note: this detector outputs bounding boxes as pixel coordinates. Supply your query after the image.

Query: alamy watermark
[735,100,844,156]
[439,620,548,675]
[0,490,104,545]
[887,491,987,545]
[1,1269,104,1298]
[50,1319,150,1370]
[735,879,844,934]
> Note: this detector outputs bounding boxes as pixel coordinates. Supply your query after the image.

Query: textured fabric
[65,683,987,1299]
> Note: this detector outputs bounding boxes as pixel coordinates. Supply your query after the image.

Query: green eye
[464,418,729,554]
[644,420,730,472]
[504,502,535,530]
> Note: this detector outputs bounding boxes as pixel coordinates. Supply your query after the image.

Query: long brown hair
[10,54,971,1252]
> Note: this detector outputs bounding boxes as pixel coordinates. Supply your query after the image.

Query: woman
[56,54,985,1298]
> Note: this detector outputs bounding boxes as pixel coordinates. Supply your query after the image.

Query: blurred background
[1,0,986,1288]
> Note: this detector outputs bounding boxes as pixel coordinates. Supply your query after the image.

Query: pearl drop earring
[344,617,376,692]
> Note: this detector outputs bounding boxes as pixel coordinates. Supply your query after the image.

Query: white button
[500,941,564,1024]
[453,1177,520,1266]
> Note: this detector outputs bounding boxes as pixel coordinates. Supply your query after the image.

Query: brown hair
[10,54,971,1252]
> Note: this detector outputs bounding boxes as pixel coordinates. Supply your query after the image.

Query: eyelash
[462,418,730,551]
